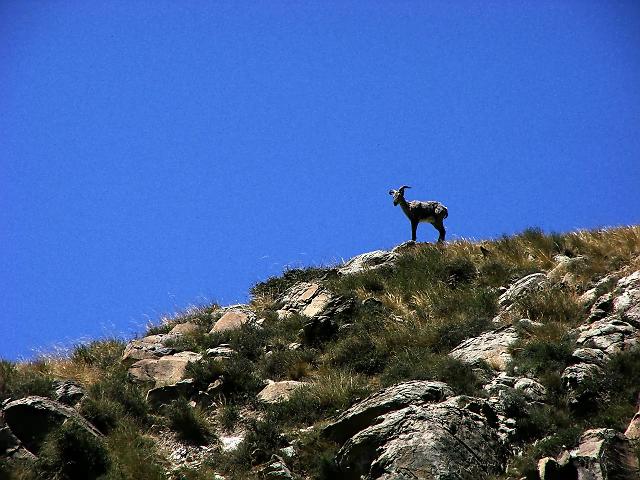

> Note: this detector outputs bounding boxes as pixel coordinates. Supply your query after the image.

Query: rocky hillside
[2,227,640,480]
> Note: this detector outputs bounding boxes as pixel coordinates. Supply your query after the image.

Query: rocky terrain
[1,226,640,479]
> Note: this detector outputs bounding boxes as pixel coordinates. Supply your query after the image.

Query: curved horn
[398,185,411,193]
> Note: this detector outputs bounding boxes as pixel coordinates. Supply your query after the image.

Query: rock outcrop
[338,249,398,275]
[449,325,520,371]
[561,271,640,406]
[538,428,640,480]
[324,381,453,444]
[2,396,102,454]
[332,393,506,479]
[498,273,549,310]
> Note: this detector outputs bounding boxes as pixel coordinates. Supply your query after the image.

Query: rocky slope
[1,227,640,480]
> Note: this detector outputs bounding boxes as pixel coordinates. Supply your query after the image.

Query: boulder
[575,318,638,355]
[169,322,201,335]
[498,273,549,310]
[324,381,453,444]
[338,250,398,275]
[258,454,295,479]
[2,396,101,454]
[257,381,307,404]
[122,334,177,362]
[334,395,505,480]
[210,308,254,333]
[53,379,85,405]
[571,348,609,366]
[547,255,587,282]
[514,377,547,402]
[301,292,333,317]
[128,351,202,386]
[449,325,520,370]
[146,378,196,408]
[561,362,604,408]
[568,428,639,479]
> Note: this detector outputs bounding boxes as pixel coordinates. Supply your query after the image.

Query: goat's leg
[411,220,418,241]
[434,219,446,243]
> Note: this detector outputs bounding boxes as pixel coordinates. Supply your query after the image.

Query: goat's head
[388,185,411,206]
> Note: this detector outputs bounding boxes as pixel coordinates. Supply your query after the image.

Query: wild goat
[389,186,448,242]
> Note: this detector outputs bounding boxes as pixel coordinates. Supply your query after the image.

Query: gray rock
[300,316,338,346]
[561,362,604,407]
[498,273,549,309]
[146,378,196,407]
[2,396,102,454]
[514,378,547,402]
[571,348,610,366]
[576,318,638,355]
[624,407,640,442]
[53,379,85,405]
[335,395,506,480]
[121,334,177,362]
[323,381,453,444]
[258,454,295,479]
[338,250,398,275]
[449,325,520,371]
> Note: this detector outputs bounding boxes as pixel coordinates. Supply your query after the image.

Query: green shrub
[103,421,166,480]
[71,340,125,369]
[511,288,583,326]
[162,398,214,445]
[258,348,315,380]
[509,335,575,377]
[0,360,54,401]
[186,356,263,401]
[218,402,241,432]
[37,422,110,480]
[381,350,482,395]
[80,368,149,431]
[269,371,372,426]
[228,415,285,469]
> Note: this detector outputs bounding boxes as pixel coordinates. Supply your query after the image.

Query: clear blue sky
[2,1,639,360]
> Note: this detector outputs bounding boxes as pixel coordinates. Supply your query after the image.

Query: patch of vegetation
[36,422,110,480]
[0,360,55,402]
[268,371,373,426]
[79,368,149,433]
[381,349,483,395]
[186,356,264,402]
[162,398,214,445]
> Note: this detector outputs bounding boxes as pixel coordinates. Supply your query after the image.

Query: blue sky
[2,1,639,360]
